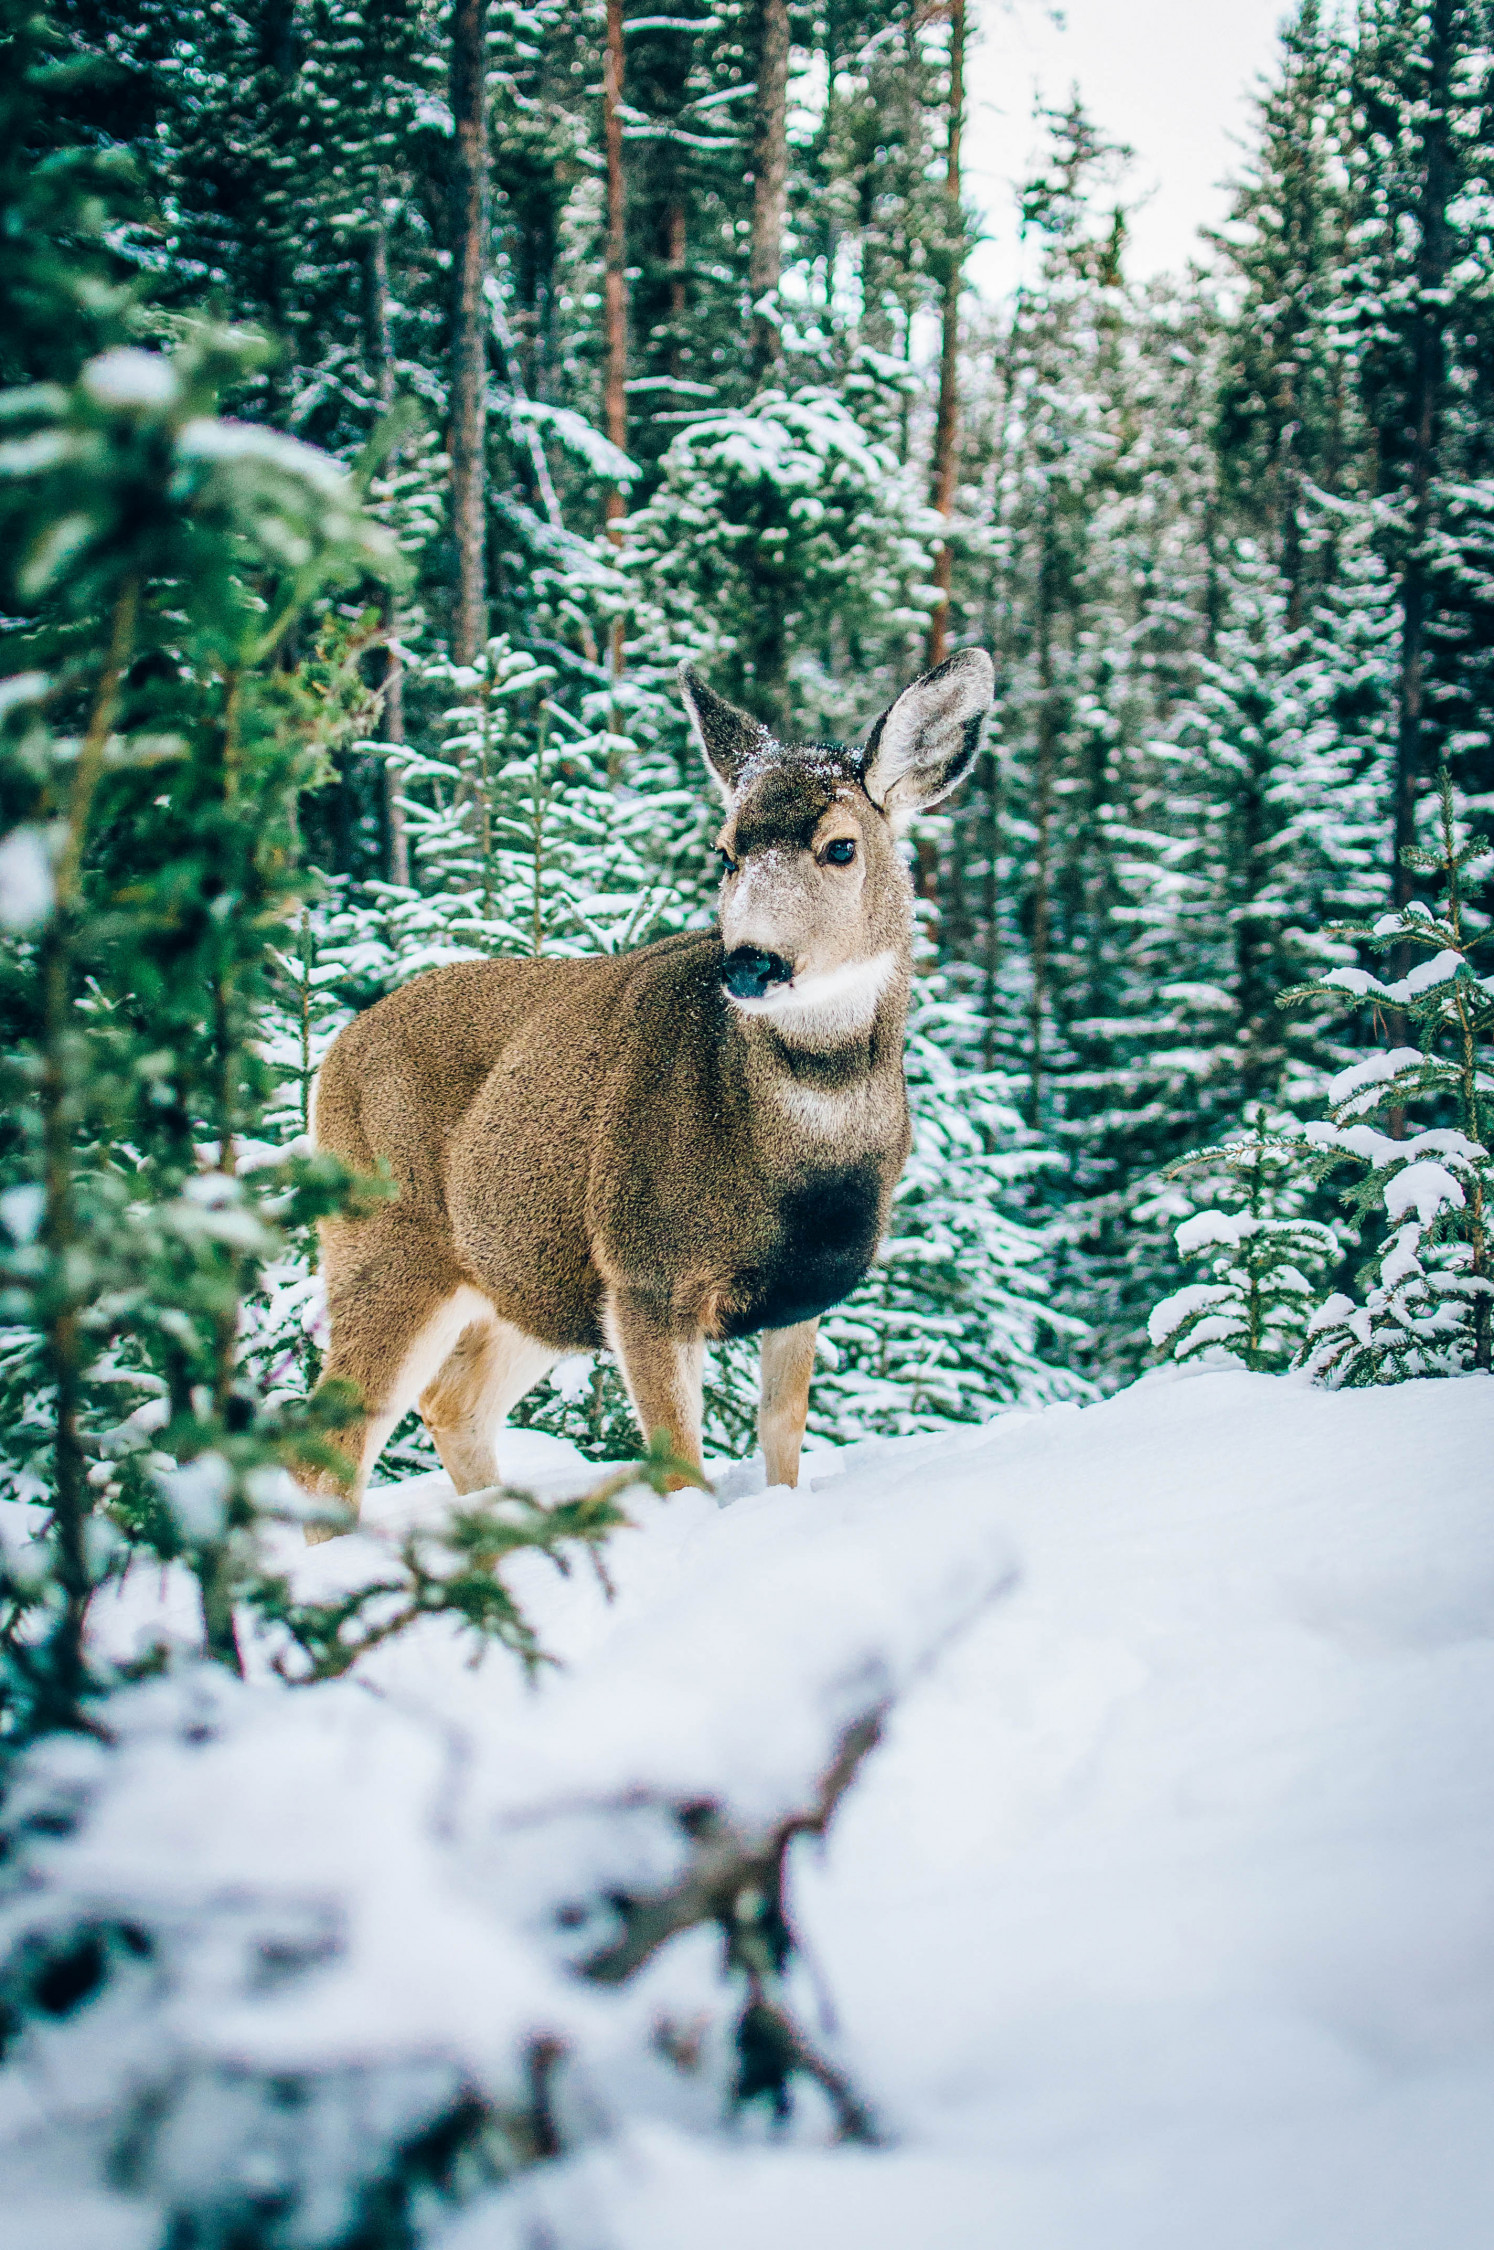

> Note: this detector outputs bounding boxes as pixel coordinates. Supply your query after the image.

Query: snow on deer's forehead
[731,748,861,853]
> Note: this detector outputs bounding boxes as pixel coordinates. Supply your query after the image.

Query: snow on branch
[1382,1160,1467,1227]
[506,399,639,486]
[1317,948,1465,1005]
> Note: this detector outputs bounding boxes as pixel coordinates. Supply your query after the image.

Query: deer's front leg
[759,1318,818,1489]
[606,1289,705,1490]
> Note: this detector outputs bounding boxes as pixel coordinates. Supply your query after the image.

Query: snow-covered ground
[3,1365,1492,2249]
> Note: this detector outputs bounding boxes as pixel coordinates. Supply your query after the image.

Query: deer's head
[680,651,993,1046]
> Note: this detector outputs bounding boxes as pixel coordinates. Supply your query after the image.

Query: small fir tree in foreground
[1148,1110,1339,1370]
[1284,772,1493,1383]
[0,324,402,1725]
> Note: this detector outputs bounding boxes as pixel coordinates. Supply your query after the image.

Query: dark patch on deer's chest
[722,1160,882,1337]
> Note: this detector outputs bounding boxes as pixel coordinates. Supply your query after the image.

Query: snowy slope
[2,1367,1492,2250]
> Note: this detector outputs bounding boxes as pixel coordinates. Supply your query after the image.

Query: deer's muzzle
[722,945,794,1000]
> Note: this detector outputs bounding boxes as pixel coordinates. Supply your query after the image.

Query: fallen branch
[567,1703,888,2142]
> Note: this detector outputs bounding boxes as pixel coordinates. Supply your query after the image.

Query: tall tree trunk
[666,198,687,372]
[1389,0,1453,913]
[749,0,790,382]
[1028,553,1056,1129]
[603,0,629,505]
[925,0,966,668]
[980,740,1002,1070]
[366,209,409,884]
[1378,1,1455,1130]
[1235,747,1270,1106]
[449,0,490,668]
[603,0,629,677]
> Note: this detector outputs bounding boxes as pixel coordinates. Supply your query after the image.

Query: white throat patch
[727,948,899,1044]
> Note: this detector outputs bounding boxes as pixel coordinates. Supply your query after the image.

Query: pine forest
[0,0,1490,1634]
[3,0,1494,2236]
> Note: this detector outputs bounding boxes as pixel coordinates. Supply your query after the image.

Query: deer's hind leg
[308,1221,487,1536]
[418,1315,559,1495]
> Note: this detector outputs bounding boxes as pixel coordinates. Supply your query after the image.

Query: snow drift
[1,1365,1491,2250]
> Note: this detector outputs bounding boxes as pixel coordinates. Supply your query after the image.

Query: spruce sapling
[0,327,402,1726]
[1148,1109,1339,1370]
[1283,768,1492,1383]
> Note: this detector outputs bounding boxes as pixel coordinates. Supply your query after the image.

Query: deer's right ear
[860,648,994,829]
[678,665,769,801]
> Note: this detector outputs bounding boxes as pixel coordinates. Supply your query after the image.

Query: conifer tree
[1287,769,1493,1380]
[924,0,968,665]
[1342,0,1494,897]
[1214,0,1359,609]
[0,319,403,1721]
[1148,1110,1339,1370]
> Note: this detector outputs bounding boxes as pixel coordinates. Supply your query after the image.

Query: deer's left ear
[678,664,772,801]
[860,649,994,828]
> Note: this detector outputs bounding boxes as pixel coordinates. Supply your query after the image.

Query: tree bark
[666,198,687,370]
[603,0,629,526]
[1028,542,1057,1129]
[1378,3,1455,1125]
[925,0,966,668]
[366,211,409,884]
[1028,724,1055,1130]
[449,0,490,668]
[1388,0,1453,913]
[602,0,629,681]
[980,741,1001,1070]
[749,0,790,382]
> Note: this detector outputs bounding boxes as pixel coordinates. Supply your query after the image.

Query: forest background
[5,0,1494,1509]
[2,2,1493,2211]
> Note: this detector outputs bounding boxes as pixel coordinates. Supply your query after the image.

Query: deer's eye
[822,838,856,867]
[717,848,738,876]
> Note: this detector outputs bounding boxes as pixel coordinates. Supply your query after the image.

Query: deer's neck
[729,952,912,1151]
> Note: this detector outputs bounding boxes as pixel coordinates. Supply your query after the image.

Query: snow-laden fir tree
[1143,512,1399,1282]
[0,311,407,1719]
[295,634,694,1005]
[618,385,938,739]
[1148,1109,1339,1371]
[1285,770,1493,1383]
[1212,0,1359,606]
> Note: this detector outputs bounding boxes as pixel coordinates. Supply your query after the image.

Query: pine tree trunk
[749,0,790,382]
[366,212,409,884]
[925,0,966,668]
[1028,563,1056,1128]
[1388,0,1453,913]
[603,0,629,679]
[667,198,687,370]
[1374,3,1456,1133]
[980,740,1002,1070]
[1235,744,1270,1105]
[36,581,139,1731]
[603,0,629,512]
[449,0,490,668]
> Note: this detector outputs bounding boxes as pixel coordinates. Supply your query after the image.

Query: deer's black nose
[722,945,794,1000]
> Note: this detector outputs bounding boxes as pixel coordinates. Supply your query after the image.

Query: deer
[305,647,993,1528]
